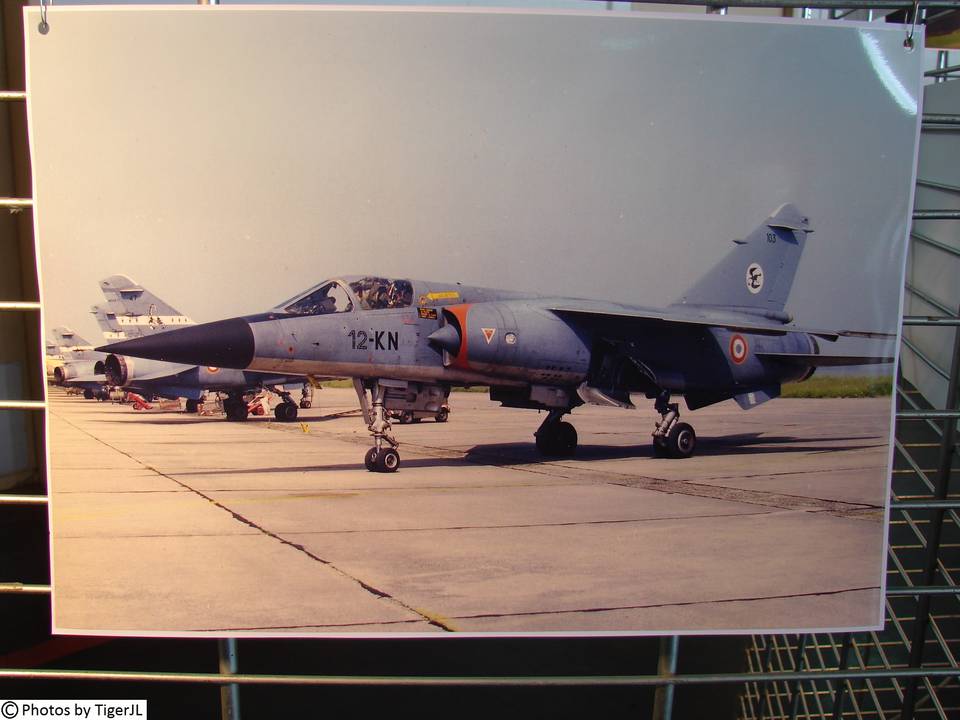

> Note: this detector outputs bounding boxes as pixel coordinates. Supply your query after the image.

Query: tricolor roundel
[729,334,749,364]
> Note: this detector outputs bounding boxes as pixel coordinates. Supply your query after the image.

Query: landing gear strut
[355,379,400,473]
[535,409,578,457]
[652,390,696,459]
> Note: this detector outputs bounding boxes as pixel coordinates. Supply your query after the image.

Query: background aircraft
[48,323,109,399]
[97,275,317,420]
[102,205,895,471]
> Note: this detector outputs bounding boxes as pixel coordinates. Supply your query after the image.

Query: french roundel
[729,334,749,364]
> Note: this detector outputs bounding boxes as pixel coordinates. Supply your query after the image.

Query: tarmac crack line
[604,478,882,519]
[280,509,777,536]
[382,440,885,519]
[204,618,434,632]
[446,585,881,622]
[56,413,456,633]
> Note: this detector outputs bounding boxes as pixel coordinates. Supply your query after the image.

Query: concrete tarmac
[48,386,890,635]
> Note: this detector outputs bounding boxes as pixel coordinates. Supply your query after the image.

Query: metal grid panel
[737,54,960,719]
[2,3,959,719]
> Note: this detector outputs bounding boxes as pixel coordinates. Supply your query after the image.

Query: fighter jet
[97,275,318,419]
[48,323,109,399]
[101,205,895,472]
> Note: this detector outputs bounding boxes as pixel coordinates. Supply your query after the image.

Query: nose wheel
[355,379,401,473]
[364,447,400,473]
[299,382,314,409]
[652,391,696,458]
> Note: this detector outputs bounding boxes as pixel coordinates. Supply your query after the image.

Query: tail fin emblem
[746,263,764,294]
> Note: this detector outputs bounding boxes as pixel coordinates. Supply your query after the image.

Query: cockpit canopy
[281,276,414,316]
[348,277,413,311]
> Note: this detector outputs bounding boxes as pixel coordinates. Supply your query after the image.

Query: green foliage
[781,376,893,399]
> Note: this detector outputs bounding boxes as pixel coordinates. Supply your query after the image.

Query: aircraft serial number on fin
[348,330,399,351]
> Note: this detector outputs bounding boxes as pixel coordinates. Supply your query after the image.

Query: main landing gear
[355,379,400,473]
[266,386,299,421]
[651,390,696,459]
[184,396,205,414]
[223,394,249,422]
[535,409,578,457]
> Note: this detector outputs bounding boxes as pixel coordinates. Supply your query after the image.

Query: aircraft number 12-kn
[348,329,399,351]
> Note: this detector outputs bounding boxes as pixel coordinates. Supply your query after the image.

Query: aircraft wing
[756,351,895,366]
[127,368,187,383]
[548,304,896,343]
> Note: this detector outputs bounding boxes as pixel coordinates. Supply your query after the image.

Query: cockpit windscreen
[283,281,354,316]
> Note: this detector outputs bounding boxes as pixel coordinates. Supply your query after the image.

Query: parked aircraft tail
[98,275,194,338]
[90,304,126,341]
[675,204,813,318]
[50,326,92,350]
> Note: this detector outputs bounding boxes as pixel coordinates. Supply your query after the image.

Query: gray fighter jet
[101,205,894,471]
[48,323,109,399]
[97,275,317,419]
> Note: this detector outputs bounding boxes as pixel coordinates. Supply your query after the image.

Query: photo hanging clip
[38,0,49,35]
[904,0,921,50]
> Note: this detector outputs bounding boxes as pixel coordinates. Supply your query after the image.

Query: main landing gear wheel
[536,419,577,457]
[224,398,248,422]
[651,390,697,458]
[185,399,200,414]
[83,389,94,400]
[652,437,669,458]
[274,402,298,421]
[666,422,696,459]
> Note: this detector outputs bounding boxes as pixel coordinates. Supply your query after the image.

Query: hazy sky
[26,7,921,345]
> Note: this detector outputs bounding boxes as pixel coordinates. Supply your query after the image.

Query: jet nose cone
[427,324,461,354]
[97,317,255,369]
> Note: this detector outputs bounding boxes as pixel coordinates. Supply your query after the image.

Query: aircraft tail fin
[50,326,91,349]
[675,204,813,316]
[90,304,125,340]
[99,275,194,337]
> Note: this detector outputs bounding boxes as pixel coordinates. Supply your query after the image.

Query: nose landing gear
[355,379,400,473]
[652,390,696,458]
[299,382,314,409]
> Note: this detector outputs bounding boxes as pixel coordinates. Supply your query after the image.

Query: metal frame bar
[0,666,957,687]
